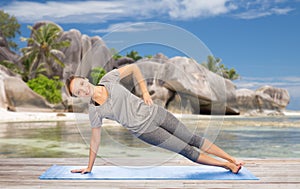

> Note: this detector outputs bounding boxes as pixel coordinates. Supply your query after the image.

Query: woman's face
[70,78,94,97]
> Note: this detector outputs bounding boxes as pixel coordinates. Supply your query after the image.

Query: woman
[66,64,244,174]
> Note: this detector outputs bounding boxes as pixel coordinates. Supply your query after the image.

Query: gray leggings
[136,106,205,162]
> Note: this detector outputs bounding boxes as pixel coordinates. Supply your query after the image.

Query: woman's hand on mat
[71,167,91,174]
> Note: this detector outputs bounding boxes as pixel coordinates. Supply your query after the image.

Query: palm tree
[0,55,46,82]
[202,55,222,73]
[219,64,240,80]
[202,55,240,81]
[111,48,122,60]
[20,23,70,79]
[226,68,240,80]
[126,50,142,61]
[21,54,47,82]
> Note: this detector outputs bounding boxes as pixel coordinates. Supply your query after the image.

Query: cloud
[3,1,127,23]
[90,22,165,33]
[1,0,299,23]
[235,76,300,89]
[167,0,235,19]
[232,0,295,19]
[234,7,294,19]
[3,0,296,24]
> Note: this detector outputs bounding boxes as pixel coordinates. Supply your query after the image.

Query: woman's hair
[65,75,85,97]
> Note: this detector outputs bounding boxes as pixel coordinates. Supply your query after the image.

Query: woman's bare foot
[224,162,242,174]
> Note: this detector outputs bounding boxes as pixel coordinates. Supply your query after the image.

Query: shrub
[27,75,63,104]
[90,67,106,85]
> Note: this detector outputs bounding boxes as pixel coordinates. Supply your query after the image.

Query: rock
[89,36,115,71]
[114,57,135,68]
[132,61,175,109]
[60,29,83,79]
[0,64,19,78]
[62,30,115,79]
[256,85,290,109]
[118,61,187,113]
[30,22,115,80]
[0,31,19,64]
[61,32,115,106]
[0,66,10,110]
[235,89,257,112]
[3,76,55,112]
[119,57,239,115]
[157,57,238,115]
[144,53,169,64]
[0,65,22,110]
[235,86,290,115]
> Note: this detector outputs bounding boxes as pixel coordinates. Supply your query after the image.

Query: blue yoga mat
[39,165,258,180]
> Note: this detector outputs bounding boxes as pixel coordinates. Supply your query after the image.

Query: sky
[1,0,300,110]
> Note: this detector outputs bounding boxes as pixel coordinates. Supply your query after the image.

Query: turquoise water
[0,115,299,159]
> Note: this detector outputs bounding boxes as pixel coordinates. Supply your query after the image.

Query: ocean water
[0,115,299,160]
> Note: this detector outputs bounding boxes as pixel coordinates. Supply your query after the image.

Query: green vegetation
[202,55,240,80]
[202,55,221,73]
[0,56,46,82]
[0,13,69,104]
[126,50,142,61]
[20,23,70,79]
[0,10,21,50]
[111,49,147,61]
[219,64,240,80]
[19,23,70,103]
[27,75,63,104]
[90,67,106,85]
[0,60,23,76]
[111,48,122,60]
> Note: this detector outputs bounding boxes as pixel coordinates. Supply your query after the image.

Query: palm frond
[52,40,70,49]
[50,53,65,68]
[19,23,70,79]
[50,49,65,59]
[36,62,47,75]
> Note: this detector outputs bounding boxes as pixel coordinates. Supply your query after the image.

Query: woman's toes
[236,159,245,166]
[226,162,242,174]
[231,158,245,166]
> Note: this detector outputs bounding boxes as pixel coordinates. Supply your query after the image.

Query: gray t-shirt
[89,69,158,134]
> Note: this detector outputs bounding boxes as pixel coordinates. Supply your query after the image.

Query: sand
[1,108,300,124]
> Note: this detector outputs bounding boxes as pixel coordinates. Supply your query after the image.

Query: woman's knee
[179,146,200,162]
[190,136,205,149]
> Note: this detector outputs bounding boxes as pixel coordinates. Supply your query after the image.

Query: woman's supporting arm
[118,64,153,105]
[71,127,101,174]
[87,127,101,171]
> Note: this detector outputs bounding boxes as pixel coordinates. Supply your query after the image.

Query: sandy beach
[0,109,77,123]
[1,108,300,124]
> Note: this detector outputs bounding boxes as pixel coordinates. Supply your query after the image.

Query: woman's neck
[92,86,108,105]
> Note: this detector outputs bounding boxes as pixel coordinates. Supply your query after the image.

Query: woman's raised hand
[143,92,153,106]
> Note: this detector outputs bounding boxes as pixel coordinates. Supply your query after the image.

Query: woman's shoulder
[99,69,120,84]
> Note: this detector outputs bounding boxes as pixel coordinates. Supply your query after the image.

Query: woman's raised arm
[118,64,153,105]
